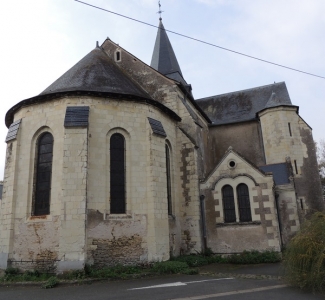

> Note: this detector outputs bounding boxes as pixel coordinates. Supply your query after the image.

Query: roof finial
[157,1,164,20]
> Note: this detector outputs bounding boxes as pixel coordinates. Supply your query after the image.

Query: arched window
[110,133,126,214]
[237,184,252,222]
[34,132,53,216]
[222,185,236,223]
[165,144,172,215]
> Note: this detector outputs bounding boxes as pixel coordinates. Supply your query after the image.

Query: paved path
[0,263,323,299]
[0,275,322,300]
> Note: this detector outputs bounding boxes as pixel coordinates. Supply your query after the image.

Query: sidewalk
[198,262,284,280]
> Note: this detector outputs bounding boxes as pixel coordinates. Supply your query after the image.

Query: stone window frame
[106,128,131,217]
[31,130,54,217]
[115,49,122,62]
[215,176,256,224]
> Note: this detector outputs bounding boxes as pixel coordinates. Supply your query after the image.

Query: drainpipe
[200,195,207,251]
[274,190,284,250]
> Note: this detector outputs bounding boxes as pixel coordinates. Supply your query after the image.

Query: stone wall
[0,99,65,269]
[206,121,265,175]
[200,150,281,253]
[275,184,300,246]
[259,106,323,214]
[85,96,179,265]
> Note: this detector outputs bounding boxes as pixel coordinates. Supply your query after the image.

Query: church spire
[150,8,187,85]
[157,0,163,21]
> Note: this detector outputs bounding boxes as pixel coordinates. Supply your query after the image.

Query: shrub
[227,250,281,264]
[5,267,20,275]
[152,261,188,274]
[42,276,59,289]
[207,255,227,264]
[173,255,209,267]
[59,269,85,280]
[182,268,199,275]
[284,212,325,292]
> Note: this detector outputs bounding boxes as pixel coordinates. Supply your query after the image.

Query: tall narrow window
[288,122,292,136]
[294,160,298,174]
[166,145,172,215]
[237,184,252,222]
[110,133,125,214]
[222,185,236,223]
[34,132,53,216]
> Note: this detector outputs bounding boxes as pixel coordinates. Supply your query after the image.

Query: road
[0,274,323,300]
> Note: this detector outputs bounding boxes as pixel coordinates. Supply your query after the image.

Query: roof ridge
[196,82,286,101]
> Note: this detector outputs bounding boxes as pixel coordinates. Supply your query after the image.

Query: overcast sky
[0,0,324,179]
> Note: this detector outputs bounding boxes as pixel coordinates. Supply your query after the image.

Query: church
[0,18,323,272]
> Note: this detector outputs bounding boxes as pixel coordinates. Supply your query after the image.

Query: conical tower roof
[41,46,151,99]
[265,90,292,109]
[150,20,185,85]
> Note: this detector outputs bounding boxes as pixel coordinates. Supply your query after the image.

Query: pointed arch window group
[222,183,252,223]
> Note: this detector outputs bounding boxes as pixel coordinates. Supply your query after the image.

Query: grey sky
[0,0,324,179]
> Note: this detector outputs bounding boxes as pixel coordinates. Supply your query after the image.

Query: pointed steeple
[150,20,186,85]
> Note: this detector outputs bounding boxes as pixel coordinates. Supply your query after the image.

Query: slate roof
[5,46,182,127]
[150,20,185,85]
[41,47,151,99]
[195,82,295,125]
[259,163,291,185]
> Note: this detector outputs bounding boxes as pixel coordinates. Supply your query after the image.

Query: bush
[5,267,19,275]
[59,269,85,280]
[173,255,209,267]
[227,250,281,264]
[181,268,199,275]
[207,255,227,264]
[284,212,325,292]
[42,276,59,289]
[152,261,188,274]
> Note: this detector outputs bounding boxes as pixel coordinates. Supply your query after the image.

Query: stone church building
[0,19,323,272]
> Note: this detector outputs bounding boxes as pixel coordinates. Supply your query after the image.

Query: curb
[199,272,283,280]
[0,272,283,288]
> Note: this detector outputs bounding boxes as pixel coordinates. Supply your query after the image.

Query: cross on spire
[157,1,164,20]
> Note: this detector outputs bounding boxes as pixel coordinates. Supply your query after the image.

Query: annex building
[0,19,323,272]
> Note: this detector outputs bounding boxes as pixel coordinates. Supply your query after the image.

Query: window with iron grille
[166,144,172,215]
[222,185,236,223]
[237,183,252,222]
[33,132,53,216]
[110,133,126,214]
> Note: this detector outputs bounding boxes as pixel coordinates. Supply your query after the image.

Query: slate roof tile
[195,82,293,125]
[41,47,152,100]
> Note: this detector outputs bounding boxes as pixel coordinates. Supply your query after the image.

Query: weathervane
[157,1,164,20]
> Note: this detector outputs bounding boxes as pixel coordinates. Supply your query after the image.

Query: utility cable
[75,0,325,80]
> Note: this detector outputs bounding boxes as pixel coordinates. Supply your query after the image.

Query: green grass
[152,261,188,274]
[0,269,52,283]
[172,250,280,266]
[226,250,282,264]
[0,250,282,286]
